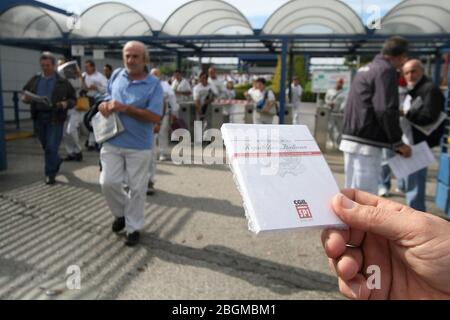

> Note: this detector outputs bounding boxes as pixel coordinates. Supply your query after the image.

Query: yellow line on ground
[5,132,34,141]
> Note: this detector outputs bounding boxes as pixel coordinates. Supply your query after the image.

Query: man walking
[340,37,412,194]
[22,52,76,185]
[98,41,164,246]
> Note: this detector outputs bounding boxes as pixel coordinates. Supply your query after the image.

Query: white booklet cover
[221,124,346,234]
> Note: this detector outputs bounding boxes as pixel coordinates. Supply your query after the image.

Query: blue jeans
[34,113,64,177]
[405,168,428,212]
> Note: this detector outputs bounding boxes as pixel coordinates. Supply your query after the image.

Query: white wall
[0,45,42,122]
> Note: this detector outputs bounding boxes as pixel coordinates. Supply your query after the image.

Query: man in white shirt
[171,69,192,102]
[325,78,347,147]
[249,78,277,125]
[287,77,303,125]
[193,72,215,133]
[83,60,108,150]
[208,67,226,98]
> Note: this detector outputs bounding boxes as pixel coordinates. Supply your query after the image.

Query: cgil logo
[294,200,313,220]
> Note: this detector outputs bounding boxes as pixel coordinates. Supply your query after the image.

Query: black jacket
[23,73,76,123]
[405,76,446,148]
[342,54,403,149]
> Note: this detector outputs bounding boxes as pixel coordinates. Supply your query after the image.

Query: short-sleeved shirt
[83,71,108,98]
[249,89,275,105]
[104,69,164,150]
[193,83,213,105]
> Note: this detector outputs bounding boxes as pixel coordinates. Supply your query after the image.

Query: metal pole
[176,53,182,71]
[0,63,7,171]
[288,48,294,104]
[433,53,442,86]
[13,91,19,130]
[279,39,288,125]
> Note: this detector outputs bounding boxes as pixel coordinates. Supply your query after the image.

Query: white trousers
[64,109,84,154]
[158,114,170,157]
[344,152,382,195]
[100,143,152,233]
[253,111,274,124]
[149,135,157,184]
[292,103,301,125]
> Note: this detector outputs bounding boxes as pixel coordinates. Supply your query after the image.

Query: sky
[39,0,402,29]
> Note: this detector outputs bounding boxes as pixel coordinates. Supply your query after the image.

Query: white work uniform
[208,77,226,98]
[288,84,303,125]
[83,71,108,147]
[149,81,179,183]
[172,78,192,102]
[62,77,84,155]
[249,89,276,124]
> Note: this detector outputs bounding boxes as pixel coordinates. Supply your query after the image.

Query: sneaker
[125,231,140,247]
[112,217,125,233]
[147,181,155,196]
[45,176,56,185]
[74,152,83,162]
[64,154,77,162]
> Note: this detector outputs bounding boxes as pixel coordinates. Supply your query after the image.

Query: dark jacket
[342,54,403,149]
[23,73,76,123]
[406,76,446,148]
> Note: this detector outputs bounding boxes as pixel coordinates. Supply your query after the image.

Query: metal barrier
[2,90,29,131]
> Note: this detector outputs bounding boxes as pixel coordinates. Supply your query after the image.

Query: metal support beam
[433,53,442,85]
[287,47,294,104]
[0,63,6,171]
[279,39,288,125]
[176,53,182,71]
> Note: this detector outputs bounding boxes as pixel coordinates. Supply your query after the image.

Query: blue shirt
[36,73,56,102]
[105,69,164,150]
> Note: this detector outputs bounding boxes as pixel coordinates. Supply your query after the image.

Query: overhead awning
[161,0,254,36]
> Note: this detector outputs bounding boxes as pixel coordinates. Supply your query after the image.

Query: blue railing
[2,90,30,131]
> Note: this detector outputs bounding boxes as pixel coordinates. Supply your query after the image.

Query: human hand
[98,101,111,118]
[322,189,450,300]
[108,100,128,113]
[57,101,68,109]
[396,144,412,158]
[21,94,31,104]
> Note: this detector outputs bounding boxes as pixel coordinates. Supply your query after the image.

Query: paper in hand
[22,90,50,106]
[388,141,435,180]
[221,124,346,234]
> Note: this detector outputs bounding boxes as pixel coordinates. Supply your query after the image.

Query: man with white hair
[401,59,446,211]
[98,41,164,246]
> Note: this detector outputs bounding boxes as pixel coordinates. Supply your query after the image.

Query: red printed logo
[294,200,313,220]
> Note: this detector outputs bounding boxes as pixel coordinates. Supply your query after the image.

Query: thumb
[332,193,411,241]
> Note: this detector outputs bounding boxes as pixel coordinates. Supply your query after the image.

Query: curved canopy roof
[161,0,253,36]
[0,4,68,39]
[72,2,161,38]
[262,0,366,35]
[377,0,450,35]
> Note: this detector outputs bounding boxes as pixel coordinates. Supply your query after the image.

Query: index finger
[340,189,413,214]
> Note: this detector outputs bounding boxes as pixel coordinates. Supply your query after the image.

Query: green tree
[272,55,308,95]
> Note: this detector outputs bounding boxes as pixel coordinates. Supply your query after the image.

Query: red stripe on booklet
[232,151,322,158]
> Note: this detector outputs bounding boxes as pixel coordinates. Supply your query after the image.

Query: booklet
[388,141,436,180]
[92,112,125,144]
[22,90,50,106]
[221,124,346,234]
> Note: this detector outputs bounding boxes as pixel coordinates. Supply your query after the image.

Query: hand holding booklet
[92,112,125,144]
[221,124,346,234]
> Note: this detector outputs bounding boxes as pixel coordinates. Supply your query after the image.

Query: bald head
[123,41,150,78]
[403,59,424,88]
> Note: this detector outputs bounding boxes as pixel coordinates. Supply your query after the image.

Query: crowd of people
[19,39,450,298]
